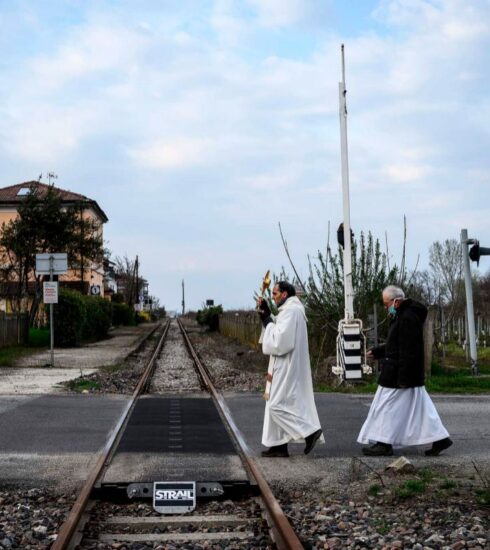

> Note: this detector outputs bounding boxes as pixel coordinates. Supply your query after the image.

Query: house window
[16,188,31,196]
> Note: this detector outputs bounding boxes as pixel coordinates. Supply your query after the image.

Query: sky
[1,0,489,312]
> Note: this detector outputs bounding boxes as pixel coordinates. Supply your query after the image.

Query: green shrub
[54,288,86,347]
[54,289,113,346]
[196,305,223,331]
[82,296,112,340]
[112,302,135,326]
[29,327,50,347]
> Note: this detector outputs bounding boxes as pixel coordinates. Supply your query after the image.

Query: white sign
[90,285,101,296]
[153,481,196,514]
[36,253,68,275]
[43,282,58,304]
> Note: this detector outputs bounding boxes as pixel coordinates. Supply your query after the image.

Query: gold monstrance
[260,270,272,400]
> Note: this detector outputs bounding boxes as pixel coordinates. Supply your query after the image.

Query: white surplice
[260,296,323,447]
[357,386,450,447]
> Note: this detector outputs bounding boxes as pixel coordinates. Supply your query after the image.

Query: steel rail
[177,319,304,550]
[52,320,170,550]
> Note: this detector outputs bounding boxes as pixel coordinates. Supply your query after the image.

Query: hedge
[112,302,135,326]
[54,288,113,347]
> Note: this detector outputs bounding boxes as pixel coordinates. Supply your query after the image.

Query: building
[0,180,108,312]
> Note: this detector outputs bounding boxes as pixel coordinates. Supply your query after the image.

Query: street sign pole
[36,252,65,368]
[50,256,55,367]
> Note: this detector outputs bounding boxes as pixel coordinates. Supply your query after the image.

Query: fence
[436,315,490,347]
[0,311,29,347]
[219,311,334,359]
[219,311,262,349]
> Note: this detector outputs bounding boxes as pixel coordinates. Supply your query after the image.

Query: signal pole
[461,229,479,375]
[331,45,367,382]
[339,44,355,321]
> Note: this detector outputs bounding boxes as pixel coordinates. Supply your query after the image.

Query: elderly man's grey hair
[383,285,405,300]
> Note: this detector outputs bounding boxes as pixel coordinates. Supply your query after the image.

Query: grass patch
[475,489,490,505]
[100,363,125,374]
[0,327,52,367]
[368,484,382,497]
[439,479,457,490]
[68,378,101,392]
[316,357,490,394]
[395,479,427,499]
[0,346,40,366]
[419,469,435,484]
[425,368,490,393]
[374,520,390,535]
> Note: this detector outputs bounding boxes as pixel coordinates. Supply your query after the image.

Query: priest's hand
[257,298,271,318]
[257,298,272,327]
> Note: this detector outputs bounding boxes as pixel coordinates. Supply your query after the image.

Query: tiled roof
[0,181,108,222]
[0,181,90,202]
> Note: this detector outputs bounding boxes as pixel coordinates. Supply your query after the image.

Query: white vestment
[260,296,323,447]
[357,386,450,447]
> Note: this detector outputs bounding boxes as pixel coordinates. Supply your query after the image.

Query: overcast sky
[1,0,489,311]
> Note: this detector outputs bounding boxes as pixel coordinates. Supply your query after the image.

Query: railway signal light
[337,223,354,249]
[468,241,490,266]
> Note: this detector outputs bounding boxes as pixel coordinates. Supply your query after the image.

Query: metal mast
[339,44,354,320]
[461,229,479,375]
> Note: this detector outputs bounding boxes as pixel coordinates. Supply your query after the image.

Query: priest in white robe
[257,281,323,457]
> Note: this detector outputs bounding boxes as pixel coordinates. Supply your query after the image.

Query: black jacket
[371,299,428,388]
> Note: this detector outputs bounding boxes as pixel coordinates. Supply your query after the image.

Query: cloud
[129,138,213,169]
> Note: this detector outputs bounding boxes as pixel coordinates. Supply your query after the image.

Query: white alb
[260,296,323,447]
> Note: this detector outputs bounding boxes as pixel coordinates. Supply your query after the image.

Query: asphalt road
[226,392,490,458]
[0,392,488,489]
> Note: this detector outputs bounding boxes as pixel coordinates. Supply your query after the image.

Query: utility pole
[461,229,479,375]
[135,255,139,309]
[181,279,185,316]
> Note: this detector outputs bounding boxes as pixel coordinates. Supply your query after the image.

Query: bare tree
[429,239,463,307]
[114,255,142,307]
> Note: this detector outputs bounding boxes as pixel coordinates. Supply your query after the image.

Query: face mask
[388,302,397,316]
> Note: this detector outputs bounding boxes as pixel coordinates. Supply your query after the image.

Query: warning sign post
[36,253,67,367]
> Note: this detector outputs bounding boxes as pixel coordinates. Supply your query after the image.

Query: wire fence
[219,311,262,349]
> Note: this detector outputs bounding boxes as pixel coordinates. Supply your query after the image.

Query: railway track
[52,318,304,550]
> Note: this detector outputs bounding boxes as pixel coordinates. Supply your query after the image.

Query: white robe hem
[357,431,449,446]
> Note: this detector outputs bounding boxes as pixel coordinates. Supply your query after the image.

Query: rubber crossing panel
[115,397,236,454]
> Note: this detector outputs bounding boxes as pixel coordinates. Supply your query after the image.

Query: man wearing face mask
[358,285,452,457]
[256,281,323,457]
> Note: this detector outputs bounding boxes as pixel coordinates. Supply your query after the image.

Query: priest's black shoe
[261,444,289,457]
[304,429,322,455]
[362,442,393,456]
[425,437,453,456]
